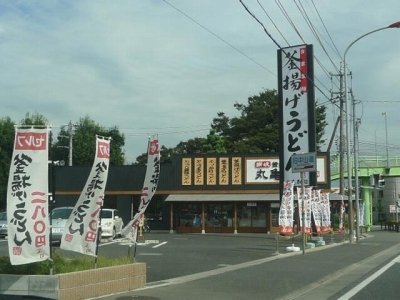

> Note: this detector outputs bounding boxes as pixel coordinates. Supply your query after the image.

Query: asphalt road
[96,229,400,300]
[1,229,400,299]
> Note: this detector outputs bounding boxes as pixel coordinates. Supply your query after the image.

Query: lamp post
[343,21,400,243]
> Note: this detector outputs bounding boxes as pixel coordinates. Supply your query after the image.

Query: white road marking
[152,241,167,248]
[337,254,400,300]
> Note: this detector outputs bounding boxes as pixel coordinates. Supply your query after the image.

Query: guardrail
[331,155,400,178]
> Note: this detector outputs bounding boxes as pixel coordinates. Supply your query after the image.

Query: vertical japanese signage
[278,44,316,187]
[194,158,204,185]
[206,158,217,185]
[122,135,160,240]
[7,128,50,265]
[182,158,192,185]
[219,157,229,185]
[231,157,242,185]
[60,136,110,256]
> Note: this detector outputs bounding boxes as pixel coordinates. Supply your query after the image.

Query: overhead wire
[291,0,340,92]
[160,0,275,76]
[256,0,290,47]
[274,0,304,41]
[310,0,342,60]
[239,0,335,106]
[293,0,340,74]
[290,0,340,88]
[124,128,210,137]
[258,0,335,93]
[272,0,339,92]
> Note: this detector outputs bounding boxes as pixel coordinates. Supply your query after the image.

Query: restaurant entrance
[172,201,273,233]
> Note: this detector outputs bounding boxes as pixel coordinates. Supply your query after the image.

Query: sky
[1,0,399,163]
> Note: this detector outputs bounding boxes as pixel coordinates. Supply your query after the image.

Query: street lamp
[343,21,400,243]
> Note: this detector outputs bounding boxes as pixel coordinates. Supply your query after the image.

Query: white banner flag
[312,190,322,233]
[320,192,331,232]
[278,181,294,235]
[7,128,50,265]
[297,187,312,234]
[339,195,345,231]
[60,137,110,256]
[122,135,160,240]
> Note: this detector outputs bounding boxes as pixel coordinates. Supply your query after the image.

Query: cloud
[1,0,399,162]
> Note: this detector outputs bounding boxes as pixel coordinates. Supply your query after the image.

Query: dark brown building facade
[54,153,330,234]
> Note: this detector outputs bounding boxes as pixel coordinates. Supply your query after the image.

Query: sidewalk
[97,229,400,300]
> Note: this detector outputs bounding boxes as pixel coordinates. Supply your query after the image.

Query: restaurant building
[54,153,330,234]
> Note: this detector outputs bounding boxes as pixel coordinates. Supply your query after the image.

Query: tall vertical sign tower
[278,44,317,190]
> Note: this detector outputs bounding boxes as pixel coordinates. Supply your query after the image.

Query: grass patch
[0,250,134,275]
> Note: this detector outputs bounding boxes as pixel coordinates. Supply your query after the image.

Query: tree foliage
[0,113,126,208]
[212,89,280,153]
[0,117,15,208]
[20,112,49,126]
[133,88,328,164]
[52,115,125,166]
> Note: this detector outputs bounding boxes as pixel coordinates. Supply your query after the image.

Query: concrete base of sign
[285,245,301,252]
[306,242,315,248]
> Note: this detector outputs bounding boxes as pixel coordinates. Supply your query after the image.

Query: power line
[256,0,290,47]
[272,0,339,91]
[293,0,340,74]
[239,0,332,102]
[124,128,210,137]
[362,100,400,103]
[275,0,304,43]
[160,0,275,76]
[310,0,342,60]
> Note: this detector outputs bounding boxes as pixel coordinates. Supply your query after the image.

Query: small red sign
[97,141,110,158]
[149,139,160,155]
[15,132,47,150]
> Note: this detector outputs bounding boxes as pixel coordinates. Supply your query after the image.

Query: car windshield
[51,208,73,219]
[0,212,6,221]
[101,210,112,219]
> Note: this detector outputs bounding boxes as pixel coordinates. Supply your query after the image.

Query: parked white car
[0,211,8,238]
[100,208,124,239]
[51,207,73,243]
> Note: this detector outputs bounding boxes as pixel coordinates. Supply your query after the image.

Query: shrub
[0,250,133,275]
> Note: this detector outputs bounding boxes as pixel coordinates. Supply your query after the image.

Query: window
[237,203,267,227]
[206,203,233,227]
[177,203,202,227]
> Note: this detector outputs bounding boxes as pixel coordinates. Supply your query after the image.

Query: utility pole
[330,68,345,196]
[68,121,73,167]
[382,112,389,169]
[341,62,354,244]
[351,90,360,241]
[338,65,345,197]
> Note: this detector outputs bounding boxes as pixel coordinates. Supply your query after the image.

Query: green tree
[212,89,280,153]
[212,89,327,153]
[133,89,328,164]
[134,145,174,166]
[53,116,126,166]
[0,117,15,209]
[20,112,49,126]
[174,137,207,154]
[202,130,227,154]
[315,104,327,151]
